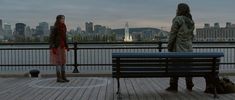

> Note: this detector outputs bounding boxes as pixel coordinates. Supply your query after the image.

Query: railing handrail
[0,41,234,73]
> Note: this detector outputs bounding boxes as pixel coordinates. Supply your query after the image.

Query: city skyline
[0,0,235,30]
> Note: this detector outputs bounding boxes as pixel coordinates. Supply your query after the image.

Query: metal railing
[0,42,235,74]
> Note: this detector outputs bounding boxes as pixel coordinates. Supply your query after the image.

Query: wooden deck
[1,77,235,100]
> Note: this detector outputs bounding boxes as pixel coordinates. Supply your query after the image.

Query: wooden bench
[112,52,224,98]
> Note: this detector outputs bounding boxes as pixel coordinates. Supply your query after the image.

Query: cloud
[0,0,235,30]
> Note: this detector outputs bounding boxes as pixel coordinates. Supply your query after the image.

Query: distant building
[94,25,107,34]
[15,23,26,37]
[36,22,49,36]
[50,26,54,34]
[85,22,93,33]
[94,25,102,33]
[214,22,220,28]
[76,26,82,33]
[3,24,13,40]
[232,24,235,27]
[195,22,235,42]
[0,19,3,34]
[25,26,32,38]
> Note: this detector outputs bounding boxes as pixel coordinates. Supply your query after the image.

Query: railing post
[73,42,79,73]
[158,41,163,52]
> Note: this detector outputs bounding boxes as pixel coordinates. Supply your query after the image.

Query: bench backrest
[112,52,224,78]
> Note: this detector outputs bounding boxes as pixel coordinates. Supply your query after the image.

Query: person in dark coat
[49,15,69,83]
[166,3,195,91]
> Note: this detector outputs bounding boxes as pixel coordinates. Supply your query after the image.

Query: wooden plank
[97,77,109,100]
[113,78,118,100]
[0,78,32,99]
[1,77,235,100]
[78,78,97,100]
[3,78,35,100]
[107,78,114,100]
[140,78,163,100]
[0,78,10,84]
[124,78,139,100]
[150,78,182,100]
[71,78,93,100]
[47,79,75,100]
[17,79,47,100]
[129,78,146,100]
[0,78,24,91]
[53,78,75,100]
[118,78,130,100]
[157,78,196,100]
[63,77,87,100]
[21,78,54,100]
[145,78,167,100]
[176,78,198,100]
[134,78,156,100]
[88,78,101,100]
[32,78,60,100]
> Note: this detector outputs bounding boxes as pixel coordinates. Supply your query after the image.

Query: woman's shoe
[56,72,65,83]
[61,71,70,82]
[63,78,70,82]
[57,78,66,83]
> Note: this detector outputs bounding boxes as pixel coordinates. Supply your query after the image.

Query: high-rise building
[15,23,26,36]
[76,25,82,33]
[94,25,102,33]
[39,22,49,36]
[226,22,232,28]
[94,25,107,34]
[0,19,3,34]
[4,24,12,37]
[204,23,210,28]
[50,26,54,33]
[85,22,93,33]
[214,23,220,28]
[195,22,235,42]
[36,22,49,36]
[25,26,32,38]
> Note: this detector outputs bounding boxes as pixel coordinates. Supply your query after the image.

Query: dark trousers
[170,77,194,87]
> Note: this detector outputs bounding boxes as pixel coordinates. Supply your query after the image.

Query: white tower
[124,22,133,42]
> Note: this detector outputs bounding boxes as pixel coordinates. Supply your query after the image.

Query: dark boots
[166,77,178,91]
[166,85,178,92]
[56,65,69,83]
[56,72,66,83]
[56,71,69,83]
[61,71,70,82]
[166,77,194,92]
[186,77,194,91]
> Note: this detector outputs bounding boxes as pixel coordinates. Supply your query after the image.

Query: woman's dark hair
[54,15,65,26]
[177,3,192,20]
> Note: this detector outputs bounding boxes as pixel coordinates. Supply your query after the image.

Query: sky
[0,0,235,31]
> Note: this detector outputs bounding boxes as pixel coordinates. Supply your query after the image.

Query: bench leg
[213,75,219,99]
[116,78,120,94]
[213,86,219,98]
